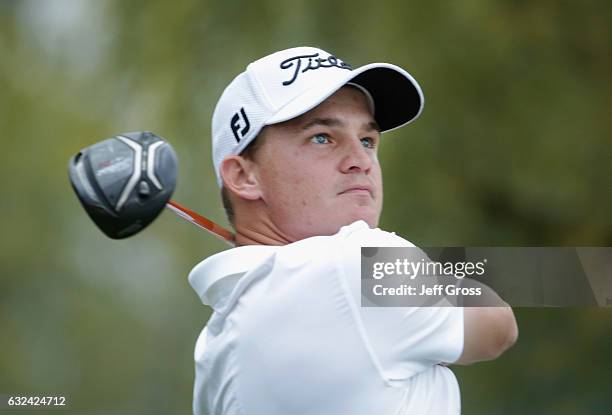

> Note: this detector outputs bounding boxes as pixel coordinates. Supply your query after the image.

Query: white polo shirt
[189,221,464,415]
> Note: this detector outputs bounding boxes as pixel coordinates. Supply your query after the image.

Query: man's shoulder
[333,220,415,248]
[268,220,415,261]
[190,220,414,279]
[187,221,415,308]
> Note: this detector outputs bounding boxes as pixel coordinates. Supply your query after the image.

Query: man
[189,46,518,414]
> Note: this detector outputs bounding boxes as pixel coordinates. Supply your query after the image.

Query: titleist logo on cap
[279,53,352,86]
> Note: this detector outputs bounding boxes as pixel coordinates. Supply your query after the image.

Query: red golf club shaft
[165,200,235,246]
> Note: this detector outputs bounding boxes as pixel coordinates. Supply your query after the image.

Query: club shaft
[165,200,235,246]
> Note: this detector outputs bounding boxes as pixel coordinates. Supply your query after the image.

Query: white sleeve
[339,226,464,383]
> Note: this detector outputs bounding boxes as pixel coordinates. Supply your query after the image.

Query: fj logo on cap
[279,53,352,86]
[230,107,250,143]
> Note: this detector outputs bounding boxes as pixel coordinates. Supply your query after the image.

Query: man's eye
[361,137,376,149]
[311,133,331,144]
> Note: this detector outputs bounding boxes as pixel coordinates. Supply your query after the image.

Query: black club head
[68,131,178,239]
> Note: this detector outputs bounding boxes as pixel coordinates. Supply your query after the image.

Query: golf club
[68,131,235,245]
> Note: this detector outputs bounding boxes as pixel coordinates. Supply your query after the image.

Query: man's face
[251,86,383,241]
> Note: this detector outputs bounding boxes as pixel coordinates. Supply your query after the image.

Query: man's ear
[220,155,261,201]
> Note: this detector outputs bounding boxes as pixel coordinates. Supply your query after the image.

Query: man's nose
[339,138,373,174]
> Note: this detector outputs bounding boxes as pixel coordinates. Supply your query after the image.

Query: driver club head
[68,131,178,239]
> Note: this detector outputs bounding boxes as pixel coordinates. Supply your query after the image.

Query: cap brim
[264,62,424,132]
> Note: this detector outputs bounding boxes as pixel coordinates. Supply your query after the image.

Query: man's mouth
[339,185,373,197]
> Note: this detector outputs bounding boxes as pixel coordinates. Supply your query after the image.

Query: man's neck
[234,217,292,246]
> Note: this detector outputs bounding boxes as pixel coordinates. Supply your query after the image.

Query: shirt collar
[188,221,370,310]
[188,245,278,310]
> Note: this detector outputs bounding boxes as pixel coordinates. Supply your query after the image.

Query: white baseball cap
[212,46,424,187]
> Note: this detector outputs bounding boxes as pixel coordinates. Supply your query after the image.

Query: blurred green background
[1,0,611,414]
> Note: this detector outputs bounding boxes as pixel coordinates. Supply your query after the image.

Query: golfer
[188,46,518,415]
